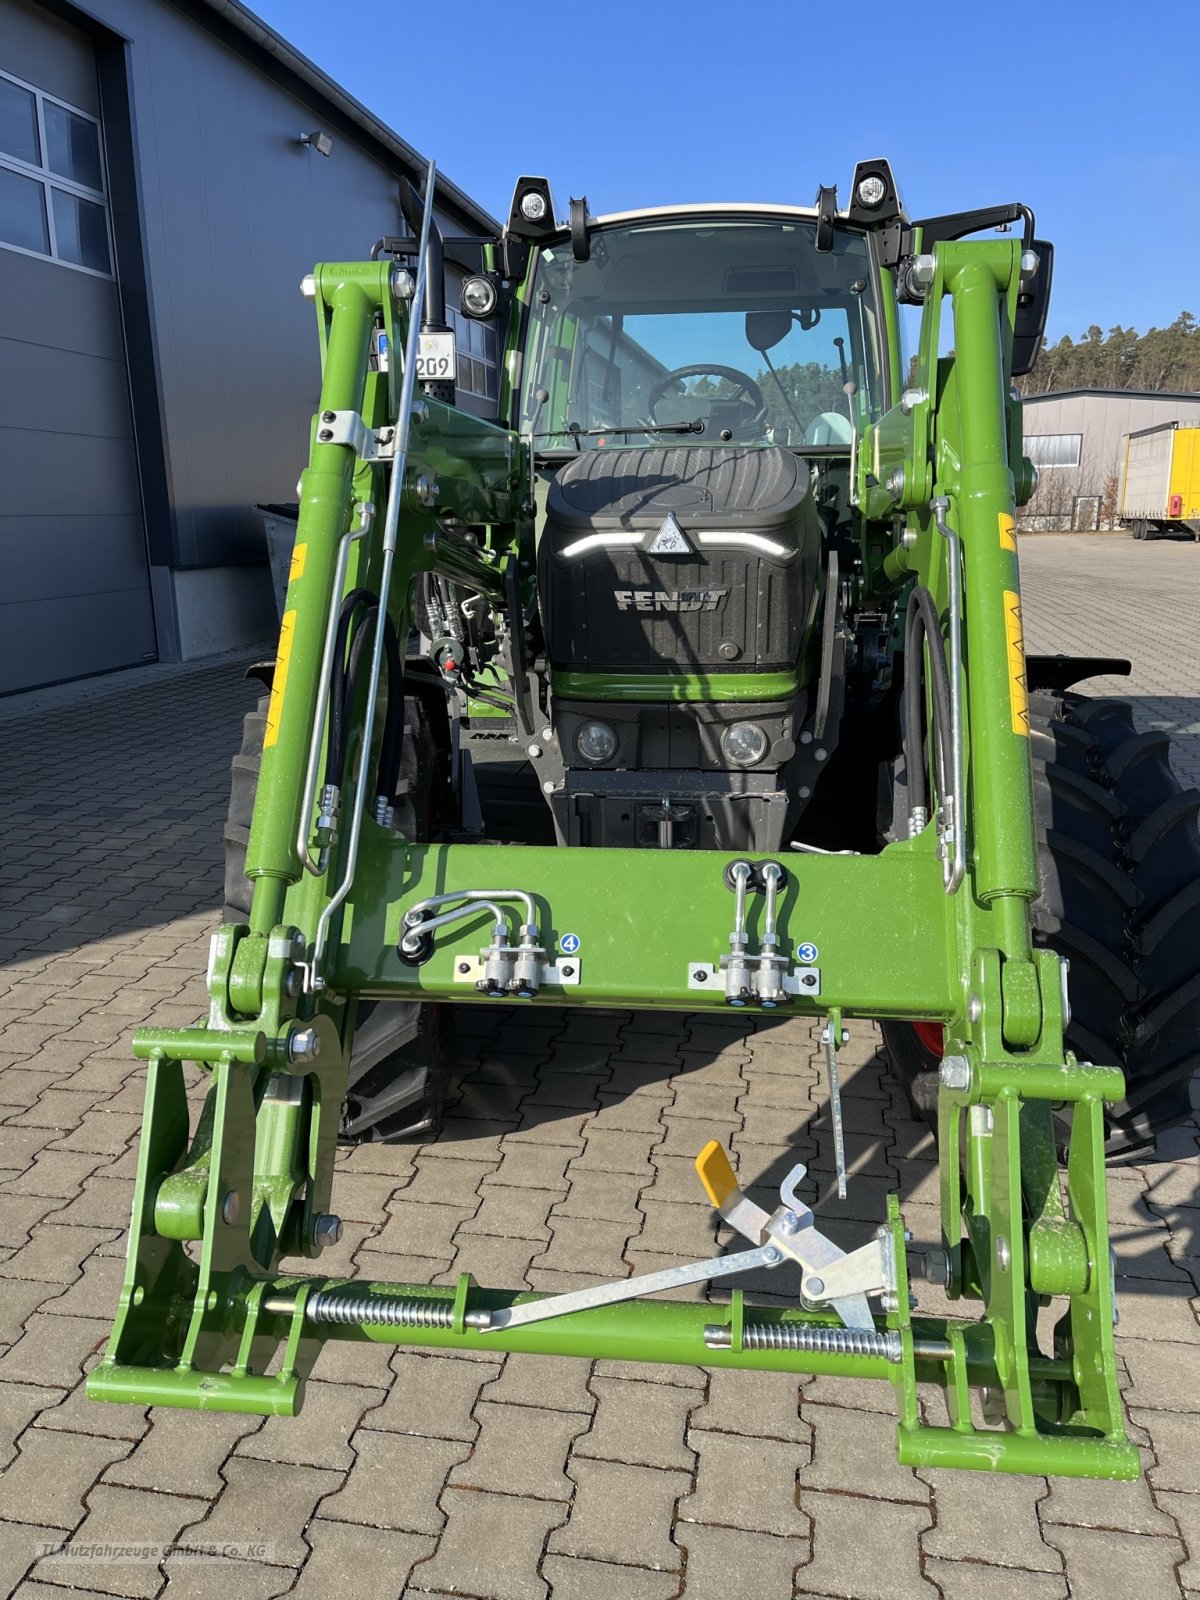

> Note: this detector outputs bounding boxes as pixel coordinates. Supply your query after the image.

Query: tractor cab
[477,192,894,852]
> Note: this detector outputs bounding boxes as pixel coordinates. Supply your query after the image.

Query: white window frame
[1023,432,1083,469]
[0,67,115,280]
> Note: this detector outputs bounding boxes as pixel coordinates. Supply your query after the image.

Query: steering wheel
[646,364,765,423]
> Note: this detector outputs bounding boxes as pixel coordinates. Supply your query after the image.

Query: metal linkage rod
[310,160,438,983]
[932,496,966,894]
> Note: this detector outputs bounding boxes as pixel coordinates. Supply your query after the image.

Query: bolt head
[909,253,936,290]
[967,993,983,1024]
[996,1235,1011,1272]
[543,780,556,794]
[939,1054,971,1092]
[763,1246,781,1265]
[390,266,414,301]
[542,728,554,742]
[780,1210,801,1235]
[887,466,906,500]
[312,1212,343,1249]
[806,1275,825,1297]
[527,744,542,759]
[287,1025,321,1064]
[221,1190,240,1226]
[300,274,316,299]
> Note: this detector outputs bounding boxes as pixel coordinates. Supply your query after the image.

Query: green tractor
[89,160,1200,1480]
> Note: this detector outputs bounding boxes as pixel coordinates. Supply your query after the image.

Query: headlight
[460,275,498,318]
[520,191,548,222]
[574,721,617,764]
[721,722,769,767]
[856,173,887,209]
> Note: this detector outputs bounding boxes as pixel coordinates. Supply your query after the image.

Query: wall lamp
[299,130,333,157]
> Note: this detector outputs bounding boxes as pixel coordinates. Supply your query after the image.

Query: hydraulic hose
[327,589,404,804]
[326,588,376,788]
[903,585,954,831]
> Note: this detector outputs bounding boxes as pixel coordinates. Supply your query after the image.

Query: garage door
[0,0,156,693]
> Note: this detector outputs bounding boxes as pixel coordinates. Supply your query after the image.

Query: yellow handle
[695,1140,739,1209]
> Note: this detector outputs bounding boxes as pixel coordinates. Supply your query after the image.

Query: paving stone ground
[1,533,1198,1599]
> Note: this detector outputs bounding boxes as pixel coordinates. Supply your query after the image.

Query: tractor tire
[222,693,455,1144]
[882,689,1200,1161]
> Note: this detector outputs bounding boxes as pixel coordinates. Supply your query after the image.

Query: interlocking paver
[449,1399,589,1499]
[480,1352,597,1415]
[0,1311,107,1388]
[105,1408,263,1498]
[679,1431,810,1536]
[796,1492,935,1600]
[174,1457,340,1568]
[411,1488,568,1599]
[159,1553,296,1599]
[1039,1444,1177,1535]
[678,1524,806,1599]
[538,1554,677,1600]
[0,1427,130,1529]
[1129,1405,1200,1493]
[319,1429,467,1534]
[546,1459,690,1570]
[571,1376,695,1470]
[921,1559,1068,1600]
[0,1380,64,1466]
[235,1380,385,1471]
[31,1484,205,1598]
[1042,1523,1185,1599]
[689,1369,807,1442]
[363,1350,499,1439]
[290,1521,433,1599]
[798,1403,929,1503]
[917,1469,1059,1569]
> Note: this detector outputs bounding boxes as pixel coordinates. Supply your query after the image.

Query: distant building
[1,0,498,694]
[1020,387,1200,530]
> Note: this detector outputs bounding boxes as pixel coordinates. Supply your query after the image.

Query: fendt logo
[613,589,729,614]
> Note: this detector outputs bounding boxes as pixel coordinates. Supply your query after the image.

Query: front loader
[89,159,1200,1480]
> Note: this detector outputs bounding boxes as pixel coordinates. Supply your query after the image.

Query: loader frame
[88,185,1138,1480]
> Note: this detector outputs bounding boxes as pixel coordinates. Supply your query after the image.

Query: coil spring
[306,1291,455,1329]
[707,1322,902,1363]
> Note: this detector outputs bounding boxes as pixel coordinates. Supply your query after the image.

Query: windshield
[520,216,883,450]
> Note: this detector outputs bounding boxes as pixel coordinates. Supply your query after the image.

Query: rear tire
[883,689,1200,1161]
[222,693,455,1144]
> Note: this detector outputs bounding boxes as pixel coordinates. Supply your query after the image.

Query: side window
[0,70,112,276]
[446,300,499,416]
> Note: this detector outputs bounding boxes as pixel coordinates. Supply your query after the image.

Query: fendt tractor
[89,160,1200,1481]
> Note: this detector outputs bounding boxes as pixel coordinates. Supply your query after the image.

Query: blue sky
[250,0,1196,343]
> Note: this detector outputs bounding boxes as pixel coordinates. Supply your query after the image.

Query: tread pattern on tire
[885,690,1200,1161]
[220,693,453,1143]
[1033,690,1199,1156]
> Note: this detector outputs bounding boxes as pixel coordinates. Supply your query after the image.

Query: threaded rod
[704,1321,905,1362]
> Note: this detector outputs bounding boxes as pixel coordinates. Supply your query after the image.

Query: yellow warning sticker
[998,512,1016,552]
[1003,589,1029,737]
[263,609,296,749]
[289,542,307,582]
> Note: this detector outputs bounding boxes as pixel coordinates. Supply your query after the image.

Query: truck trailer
[1119,420,1200,539]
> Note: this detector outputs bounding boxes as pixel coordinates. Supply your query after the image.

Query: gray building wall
[1,0,497,691]
[1021,388,1200,529]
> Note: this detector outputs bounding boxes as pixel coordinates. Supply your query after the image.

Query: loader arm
[88,176,1137,1482]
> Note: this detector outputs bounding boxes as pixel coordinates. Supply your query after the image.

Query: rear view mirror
[1012,240,1053,377]
[745,310,792,353]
